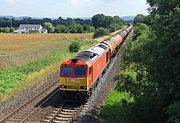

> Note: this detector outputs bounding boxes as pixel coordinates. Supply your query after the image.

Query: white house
[15,24,47,34]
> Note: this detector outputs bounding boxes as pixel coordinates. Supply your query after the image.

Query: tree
[113,16,124,26]
[133,14,144,24]
[132,23,149,41]
[92,14,124,32]
[76,24,83,33]
[134,14,152,25]
[44,22,54,33]
[108,23,120,32]
[83,24,91,32]
[9,27,15,32]
[146,1,180,122]
[92,14,106,28]
[68,22,84,33]
[54,25,68,33]
[4,27,10,33]
[114,0,180,123]
[93,27,110,38]
[90,26,95,32]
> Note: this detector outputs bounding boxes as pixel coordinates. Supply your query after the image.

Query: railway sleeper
[46,116,54,119]
[55,116,72,121]
[57,114,73,118]
[52,110,59,113]
[60,111,75,115]
[43,119,50,122]
[53,120,69,123]
[62,109,76,112]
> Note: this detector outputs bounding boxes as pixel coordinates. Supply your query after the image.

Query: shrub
[44,22,54,33]
[90,26,95,32]
[68,42,80,52]
[54,25,68,33]
[132,23,149,41]
[108,23,120,32]
[93,27,110,38]
[68,22,84,33]
[83,24,91,32]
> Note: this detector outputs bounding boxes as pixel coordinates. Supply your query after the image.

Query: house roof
[19,24,41,29]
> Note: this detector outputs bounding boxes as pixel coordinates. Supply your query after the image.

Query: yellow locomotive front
[59,59,90,94]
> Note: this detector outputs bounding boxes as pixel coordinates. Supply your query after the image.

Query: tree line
[0,14,125,35]
[110,0,180,123]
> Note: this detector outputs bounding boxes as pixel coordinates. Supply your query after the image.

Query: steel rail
[0,79,59,123]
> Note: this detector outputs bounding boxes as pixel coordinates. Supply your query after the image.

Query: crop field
[0,33,95,100]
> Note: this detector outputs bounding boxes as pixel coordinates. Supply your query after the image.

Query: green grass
[100,90,134,123]
[0,39,95,101]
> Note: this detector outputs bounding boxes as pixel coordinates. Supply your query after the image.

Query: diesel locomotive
[59,25,133,96]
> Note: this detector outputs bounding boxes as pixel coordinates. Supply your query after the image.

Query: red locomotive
[60,25,133,96]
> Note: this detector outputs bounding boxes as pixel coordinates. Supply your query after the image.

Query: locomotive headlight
[60,85,66,88]
[81,86,87,89]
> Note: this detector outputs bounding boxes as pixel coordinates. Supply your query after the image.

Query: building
[14,24,47,34]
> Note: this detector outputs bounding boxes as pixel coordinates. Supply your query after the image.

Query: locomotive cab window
[61,67,73,76]
[74,67,86,77]
[106,52,109,63]
[89,67,92,75]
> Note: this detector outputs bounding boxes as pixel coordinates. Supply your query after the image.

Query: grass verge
[100,90,134,123]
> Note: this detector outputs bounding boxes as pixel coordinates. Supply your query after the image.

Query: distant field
[0,33,93,69]
[0,33,95,100]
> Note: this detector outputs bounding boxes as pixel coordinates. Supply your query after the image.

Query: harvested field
[0,33,95,101]
[0,33,93,69]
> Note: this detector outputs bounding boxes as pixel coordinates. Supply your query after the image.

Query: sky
[0,0,149,18]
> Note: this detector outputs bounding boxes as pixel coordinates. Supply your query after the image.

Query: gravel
[76,50,123,123]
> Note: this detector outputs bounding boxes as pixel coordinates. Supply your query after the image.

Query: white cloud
[69,0,93,6]
[5,0,17,4]
[70,0,79,6]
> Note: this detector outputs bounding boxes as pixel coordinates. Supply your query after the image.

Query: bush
[54,25,68,33]
[108,23,120,32]
[101,90,134,123]
[93,27,110,38]
[90,26,95,32]
[83,24,91,32]
[0,27,13,33]
[9,27,15,33]
[132,23,149,41]
[68,42,80,52]
[44,22,54,33]
[68,22,84,33]
[76,24,83,33]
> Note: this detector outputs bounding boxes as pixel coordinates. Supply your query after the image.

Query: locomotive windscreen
[61,66,87,77]
[61,67,73,76]
[74,67,86,77]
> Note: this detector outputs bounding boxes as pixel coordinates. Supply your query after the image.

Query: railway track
[43,101,84,123]
[0,79,59,123]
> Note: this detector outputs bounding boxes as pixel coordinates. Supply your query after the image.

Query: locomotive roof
[87,43,108,56]
[72,43,108,63]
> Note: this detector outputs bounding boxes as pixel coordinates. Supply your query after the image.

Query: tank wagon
[59,25,133,96]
